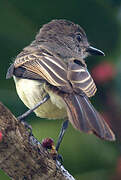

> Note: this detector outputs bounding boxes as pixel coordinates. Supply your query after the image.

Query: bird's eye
[76,34,82,42]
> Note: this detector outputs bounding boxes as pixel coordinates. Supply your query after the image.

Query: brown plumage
[6,19,115,141]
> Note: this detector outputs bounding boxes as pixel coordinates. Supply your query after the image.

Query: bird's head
[35,19,104,60]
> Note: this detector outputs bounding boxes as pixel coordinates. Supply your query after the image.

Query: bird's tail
[62,93,115,141]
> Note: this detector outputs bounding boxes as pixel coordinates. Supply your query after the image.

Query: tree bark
[0,102,75,180]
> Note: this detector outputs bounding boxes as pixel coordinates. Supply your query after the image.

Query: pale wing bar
[68,62,97,97]
[15,51,72,92]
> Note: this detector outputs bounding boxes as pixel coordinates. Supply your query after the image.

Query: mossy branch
[0,102,75,180]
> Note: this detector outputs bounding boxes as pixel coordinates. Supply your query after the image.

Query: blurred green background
[1,0,121,179]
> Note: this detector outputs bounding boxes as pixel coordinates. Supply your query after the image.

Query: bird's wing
[67,62,97,97]
[13,50,72,93]
[7,50,97,97]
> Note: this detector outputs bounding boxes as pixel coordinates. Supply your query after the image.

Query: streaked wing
[13,50,96,96]
[68,62,97,97]
[14,50,72,92]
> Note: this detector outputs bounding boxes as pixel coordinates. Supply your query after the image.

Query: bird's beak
[86,46,105,56]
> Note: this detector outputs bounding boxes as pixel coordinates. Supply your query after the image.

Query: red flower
[41,137,54,149]
[91,61,116,83]
[0,131,3,142]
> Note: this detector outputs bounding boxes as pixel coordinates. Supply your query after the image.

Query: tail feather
[63,93,115,141]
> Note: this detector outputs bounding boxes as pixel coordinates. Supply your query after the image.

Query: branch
[0,102,75,180]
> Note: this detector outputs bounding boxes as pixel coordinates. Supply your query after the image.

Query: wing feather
[68,62,97,97]
[62,93,115,140]
[14,50,72,92]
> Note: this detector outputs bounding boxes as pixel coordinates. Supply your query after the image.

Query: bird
[6,19,115,149]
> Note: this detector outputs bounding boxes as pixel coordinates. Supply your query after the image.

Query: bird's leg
[56,119,69,152]
[42,120,68,163]
[17,94,50,120]
[40,119,68,163]
[17,94,50,133]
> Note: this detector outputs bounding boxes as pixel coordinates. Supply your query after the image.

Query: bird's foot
[56,120,69,152]
[18,117,33,136]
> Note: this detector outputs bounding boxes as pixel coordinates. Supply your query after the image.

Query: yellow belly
[13,76,67,119]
